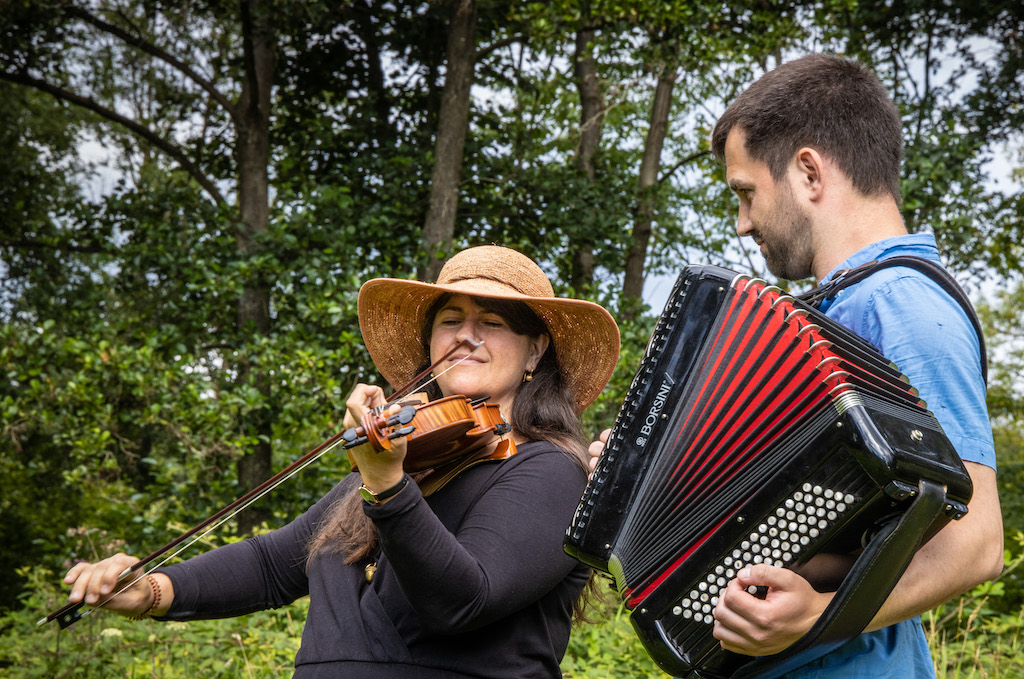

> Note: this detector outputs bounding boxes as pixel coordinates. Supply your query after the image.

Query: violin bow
[39,338,483,628]
[386,338,483,404]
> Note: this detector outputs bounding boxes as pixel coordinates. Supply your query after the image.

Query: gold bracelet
[128,574,161,621]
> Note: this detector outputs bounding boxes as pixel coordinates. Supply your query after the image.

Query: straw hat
[357,246,620,413]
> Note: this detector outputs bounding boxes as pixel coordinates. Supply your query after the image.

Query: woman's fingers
[64,553,143,608]
[343,383,387,428]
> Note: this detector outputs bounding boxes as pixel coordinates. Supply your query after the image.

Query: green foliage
[837,0,1024,278]
[0,0,1022,674]
[561,588,666,678]
[991,462,1024,614]
[8,541,1024,678]
[0,567,303,678]
[924,532,1024,679]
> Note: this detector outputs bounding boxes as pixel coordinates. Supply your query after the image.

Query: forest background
[1,0,1023,677]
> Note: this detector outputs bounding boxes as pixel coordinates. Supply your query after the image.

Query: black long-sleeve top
[156,440,591,678]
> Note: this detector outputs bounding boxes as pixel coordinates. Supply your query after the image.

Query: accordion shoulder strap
[797,255,987,384]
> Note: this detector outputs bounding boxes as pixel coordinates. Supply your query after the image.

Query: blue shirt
[786,233,994,678]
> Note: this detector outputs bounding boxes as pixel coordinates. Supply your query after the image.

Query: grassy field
[2,543,1021,679]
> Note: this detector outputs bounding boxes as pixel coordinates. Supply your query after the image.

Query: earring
[522,370,533,383]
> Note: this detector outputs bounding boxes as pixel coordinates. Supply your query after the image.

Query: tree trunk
[571,26,603,293]
[419,0,477,282]
[352,1,393,144]
[622,67,677,320]
[234,0,277,533]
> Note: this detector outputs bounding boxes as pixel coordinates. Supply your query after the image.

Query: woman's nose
[454,319,480,342]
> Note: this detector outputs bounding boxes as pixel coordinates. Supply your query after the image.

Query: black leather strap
[797,256,987,383]
[359,474,410,505]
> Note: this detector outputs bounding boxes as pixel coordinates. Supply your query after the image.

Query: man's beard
[757,191,815,281]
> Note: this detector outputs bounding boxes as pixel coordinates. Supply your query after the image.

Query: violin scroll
[341,404,418,451]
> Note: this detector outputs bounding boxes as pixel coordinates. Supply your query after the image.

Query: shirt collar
[819,233,939,286]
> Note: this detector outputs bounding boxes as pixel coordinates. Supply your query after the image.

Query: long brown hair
[307,295,590,567]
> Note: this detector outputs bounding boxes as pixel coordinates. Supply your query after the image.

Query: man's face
[723,128,815,280]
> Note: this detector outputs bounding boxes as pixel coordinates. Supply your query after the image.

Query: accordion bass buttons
[668,482,860,628]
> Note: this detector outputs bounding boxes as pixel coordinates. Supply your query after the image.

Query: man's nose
[735,204,752,237]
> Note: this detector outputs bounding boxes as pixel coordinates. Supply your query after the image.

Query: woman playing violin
[62,245,620,678]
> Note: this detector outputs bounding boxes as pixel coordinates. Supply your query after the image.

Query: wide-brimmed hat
[357,245,620,413]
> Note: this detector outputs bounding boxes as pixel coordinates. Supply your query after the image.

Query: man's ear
[794,146,825,201]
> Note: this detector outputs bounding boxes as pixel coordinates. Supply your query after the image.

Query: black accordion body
[565,265,973,678]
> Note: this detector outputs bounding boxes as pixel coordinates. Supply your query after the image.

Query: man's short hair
[711,54,903,204]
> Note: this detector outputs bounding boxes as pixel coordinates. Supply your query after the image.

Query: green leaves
[0,5,1022,672]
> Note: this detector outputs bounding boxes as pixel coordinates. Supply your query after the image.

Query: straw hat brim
[357,277,620,413]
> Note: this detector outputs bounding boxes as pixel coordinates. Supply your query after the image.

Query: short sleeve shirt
[784,233,994,679]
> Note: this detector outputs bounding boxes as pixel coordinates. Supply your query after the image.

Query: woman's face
[429,294,549,413]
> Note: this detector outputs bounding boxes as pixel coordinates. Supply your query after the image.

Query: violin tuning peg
[397,405,417,424]
[387,425,415,440]
[343,435,369,449]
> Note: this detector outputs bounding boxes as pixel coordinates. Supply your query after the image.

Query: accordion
[565,265,973,678]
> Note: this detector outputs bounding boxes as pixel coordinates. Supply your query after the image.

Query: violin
[40,339,514,629]
[346,394,510,472]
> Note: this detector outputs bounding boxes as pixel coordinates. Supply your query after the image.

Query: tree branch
[0,237,107,254]
[0,68,228,206]
[658,149,713,185]
[475,33,523,61]
[64,5,239,121]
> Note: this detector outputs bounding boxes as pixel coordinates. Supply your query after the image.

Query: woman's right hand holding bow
[63,553,172,619]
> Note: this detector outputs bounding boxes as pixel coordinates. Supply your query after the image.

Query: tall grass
[3,538,1021,678]
[925,532,1024,679]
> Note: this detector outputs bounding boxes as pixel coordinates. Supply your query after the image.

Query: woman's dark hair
[307,295,595,619]
[711,54,904,205]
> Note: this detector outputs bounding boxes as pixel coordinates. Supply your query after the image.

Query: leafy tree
[2,0,1022,638]
[0,0,292,532]
[834,0,1024,278]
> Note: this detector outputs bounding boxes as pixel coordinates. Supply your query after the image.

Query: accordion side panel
[633,410,879,678]
[564,267,736,571]
[630,398,967,678]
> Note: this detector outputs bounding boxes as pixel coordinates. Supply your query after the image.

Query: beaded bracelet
[128,574,161,620]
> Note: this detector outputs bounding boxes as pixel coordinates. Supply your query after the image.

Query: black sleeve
[156,477,354,619]
[365,445,587,633]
